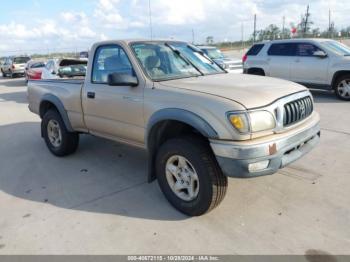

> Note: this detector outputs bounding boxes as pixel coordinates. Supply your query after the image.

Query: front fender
[146,108,219,183]
[146,108,219,148]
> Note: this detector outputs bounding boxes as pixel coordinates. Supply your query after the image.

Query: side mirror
[108,73,138,87]
[313,50,327,58]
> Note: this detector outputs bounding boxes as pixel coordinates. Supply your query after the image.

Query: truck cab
[28,39,321,216]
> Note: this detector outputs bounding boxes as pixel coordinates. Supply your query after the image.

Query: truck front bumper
[210,117,320,178]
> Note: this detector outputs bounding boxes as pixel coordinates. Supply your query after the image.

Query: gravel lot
[0,76,349,255]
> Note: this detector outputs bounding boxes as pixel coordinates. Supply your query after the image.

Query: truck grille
[283,96,313,127]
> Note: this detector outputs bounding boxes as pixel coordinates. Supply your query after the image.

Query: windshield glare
[321,41,350,56]
[204,48,225,59]
[131,42,225,81]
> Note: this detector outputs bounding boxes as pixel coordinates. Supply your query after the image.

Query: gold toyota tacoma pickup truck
[27,40,321,216]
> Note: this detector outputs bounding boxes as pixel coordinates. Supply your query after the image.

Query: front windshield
[320,41,350,56]
[131,42,225,81]
[204,48,225,59]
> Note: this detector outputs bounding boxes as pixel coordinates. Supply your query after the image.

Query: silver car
[198,46,243,73]
[1,56,31,78]
[243,39,350,100]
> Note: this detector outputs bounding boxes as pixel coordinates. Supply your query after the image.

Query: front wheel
[334,74,350,101]
[156,136,228,216]
[42,109,79,157]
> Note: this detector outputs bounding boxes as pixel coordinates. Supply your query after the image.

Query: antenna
[148,0,153,40]
[192,29,195,44]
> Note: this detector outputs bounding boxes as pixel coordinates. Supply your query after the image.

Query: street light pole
[148,0,153,40]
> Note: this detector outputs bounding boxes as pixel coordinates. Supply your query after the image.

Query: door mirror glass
[313,50,327,58]
[108,73,138,87]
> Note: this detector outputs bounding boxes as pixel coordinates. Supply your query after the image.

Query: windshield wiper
[164,43,204,76]
[187,45,227,73]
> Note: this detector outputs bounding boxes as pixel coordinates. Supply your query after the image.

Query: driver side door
[82,44,145,145]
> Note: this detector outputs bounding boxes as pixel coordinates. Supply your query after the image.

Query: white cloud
[61,12,89,26]
[94,0,125,28]
[1,0,350,55]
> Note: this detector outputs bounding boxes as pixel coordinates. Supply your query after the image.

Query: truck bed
[27,78,86,132]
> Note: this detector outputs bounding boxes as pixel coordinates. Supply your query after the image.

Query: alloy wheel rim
[47,120,62,147]
[338,80,350,98]
[165,155,200,202]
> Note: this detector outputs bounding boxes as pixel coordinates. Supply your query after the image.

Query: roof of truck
[93,39,188,46]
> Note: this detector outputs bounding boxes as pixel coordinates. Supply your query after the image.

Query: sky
[0,0,349,56]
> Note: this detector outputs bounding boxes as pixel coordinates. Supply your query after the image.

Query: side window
[268,43,296,56]
[92,45,134,84]
[297,43,322,57]
[247,44,264,56]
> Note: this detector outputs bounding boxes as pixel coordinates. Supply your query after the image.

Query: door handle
[87,92,95,99]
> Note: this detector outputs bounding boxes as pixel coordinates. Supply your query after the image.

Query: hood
[159,73,307,109]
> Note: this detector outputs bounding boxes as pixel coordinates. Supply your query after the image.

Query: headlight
[228,111,276,133]
[249,111,276,132]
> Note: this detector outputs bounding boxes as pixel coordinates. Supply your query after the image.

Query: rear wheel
[334,74,350,101]
[248,68,265,76]
[42,109,79,156]
[156,136,228,216]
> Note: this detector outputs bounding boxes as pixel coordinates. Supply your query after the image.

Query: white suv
[243,39,350,100]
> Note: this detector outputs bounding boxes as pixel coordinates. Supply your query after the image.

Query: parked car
[27,39,320,216]
[41,59,88,80]
[198,46,243,73]
[79,51,89,59]
[1,56,31,78]
[243,39,350,100]
[0,59,5,70]
[25,61,46,82]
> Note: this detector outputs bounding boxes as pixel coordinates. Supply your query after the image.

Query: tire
[42,109,79,157]
[156,136,228,216]
[248,68,265,76]
[334,74,350,101]
[1,70,7,77]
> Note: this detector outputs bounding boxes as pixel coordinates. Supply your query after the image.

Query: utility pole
[253,14,257,43]
[303,5,310,37]
[148,0,153,40]
[328,9,331,38]
[282,16,285,39]
[241,22,245,53]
